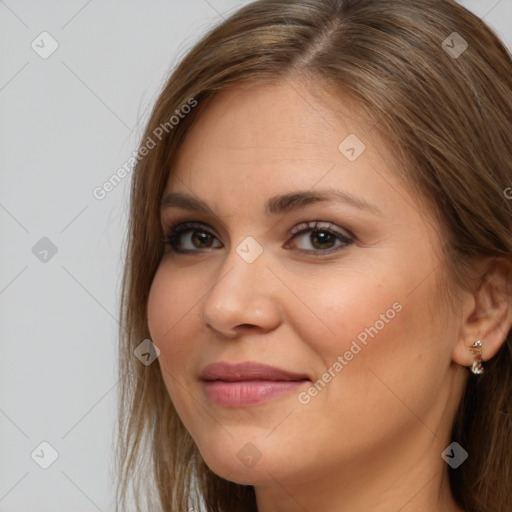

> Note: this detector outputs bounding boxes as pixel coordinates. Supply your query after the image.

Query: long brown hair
[115,1,512,511]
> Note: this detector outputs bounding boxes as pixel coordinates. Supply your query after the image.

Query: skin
[147,78,511,512]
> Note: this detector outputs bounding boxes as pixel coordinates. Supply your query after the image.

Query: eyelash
[161,220,354,257]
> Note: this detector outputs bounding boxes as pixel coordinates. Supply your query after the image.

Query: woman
[116,1,512,511]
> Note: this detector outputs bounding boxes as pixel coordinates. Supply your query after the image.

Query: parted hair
[115,1,512,511]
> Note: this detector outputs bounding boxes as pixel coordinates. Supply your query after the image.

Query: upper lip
[199,361,310,382]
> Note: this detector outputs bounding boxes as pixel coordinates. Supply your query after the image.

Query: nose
[200,245,282,337]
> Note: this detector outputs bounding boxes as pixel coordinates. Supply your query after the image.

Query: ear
[452,256,512,368]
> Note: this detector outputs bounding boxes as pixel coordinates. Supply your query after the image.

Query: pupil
[193,231,211,247]
[312,231,333,249]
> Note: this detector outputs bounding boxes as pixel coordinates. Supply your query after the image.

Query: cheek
[147,268,173,347]
[147,265,203,421]
[147,263,201,372]
[289,267,444,405]
[148,261,200,338]
[286,268,408,361]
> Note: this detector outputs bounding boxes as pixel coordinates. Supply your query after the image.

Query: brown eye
[164,222,223,253]
[309,231,336,250]
[288,221,354,255]
[191,231,215,248]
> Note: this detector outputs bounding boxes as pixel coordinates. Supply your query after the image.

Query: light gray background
[0,1,510,511]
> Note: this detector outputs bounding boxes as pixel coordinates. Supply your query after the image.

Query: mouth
[199,361,310,381]
[199,361,311,408]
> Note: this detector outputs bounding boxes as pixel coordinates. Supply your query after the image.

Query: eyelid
[169,220,220,235]
[289,220,353,239]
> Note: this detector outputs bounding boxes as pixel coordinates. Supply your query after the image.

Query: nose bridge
[200,239,281,333]
[216,234,270,291]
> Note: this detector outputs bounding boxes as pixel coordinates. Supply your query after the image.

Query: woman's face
[147,80,467,492]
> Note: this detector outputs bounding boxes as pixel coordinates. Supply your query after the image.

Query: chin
[201,452,270,485]
[194,438,285,485]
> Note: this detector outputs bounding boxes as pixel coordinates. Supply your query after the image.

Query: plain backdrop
[0,1,510,510]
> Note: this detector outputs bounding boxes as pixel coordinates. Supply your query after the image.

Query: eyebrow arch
[160,189,383,216]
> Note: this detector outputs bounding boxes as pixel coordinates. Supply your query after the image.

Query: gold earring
[468,340,484,375]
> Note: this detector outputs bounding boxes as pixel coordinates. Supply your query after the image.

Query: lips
[199,361,310,382]
[199,362,311,407]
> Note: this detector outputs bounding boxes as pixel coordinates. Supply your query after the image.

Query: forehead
[167,80,393,189]
[180,80,372,160]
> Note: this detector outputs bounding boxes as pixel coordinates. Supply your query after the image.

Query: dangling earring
[468,340,484,375]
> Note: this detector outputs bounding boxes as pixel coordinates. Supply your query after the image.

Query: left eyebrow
[265,189,383,216]
[160,189,383,217]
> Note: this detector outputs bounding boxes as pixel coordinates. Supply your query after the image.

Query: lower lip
[202,380,309,407]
